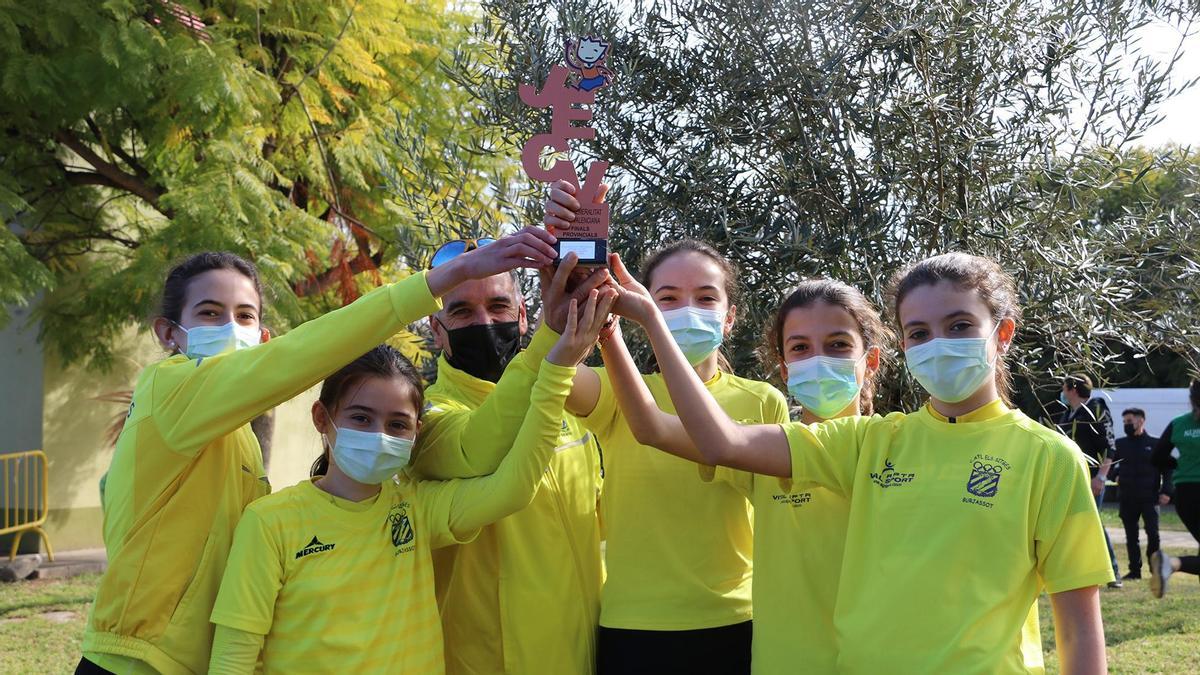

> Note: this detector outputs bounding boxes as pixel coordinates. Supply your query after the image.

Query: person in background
[1111,408,1169,581]
[1150,381,1200,597]
[1058,373,1121,587]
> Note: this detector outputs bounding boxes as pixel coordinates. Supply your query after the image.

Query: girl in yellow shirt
[608,251,1111,674]
[78,229,559,675]
[207,290,613,674]
[600,278,890,674]
[546,180,786,675]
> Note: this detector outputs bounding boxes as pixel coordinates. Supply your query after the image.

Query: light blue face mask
[904,324,1000,404]
[786,354,864,419]
[661,306,726,365]
[177,321,261,359]
[326,426,414,485]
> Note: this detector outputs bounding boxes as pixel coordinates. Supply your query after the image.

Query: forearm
[425,254,470,297]
[208,624,264,675]
[157,273,439,450]
[1051,587,1107,675]
[643,313,753,465]
[600,326,700,461]
[599,330,704,463]
[446,361,576,536]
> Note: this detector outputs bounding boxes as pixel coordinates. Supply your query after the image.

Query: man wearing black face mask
[431,270,527,383]
[411,243,612,675]
[1111,408,1169,580]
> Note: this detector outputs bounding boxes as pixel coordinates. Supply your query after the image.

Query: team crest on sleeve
[962,454,1012,508]
[388,503,416,554]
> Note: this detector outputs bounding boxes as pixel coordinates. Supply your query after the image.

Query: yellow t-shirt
[783,399,1114,674]
[210,361,579,674]
[703,445,848,673]
[83,272,441,675]
[211,479,462,673]
[582,369,789,630]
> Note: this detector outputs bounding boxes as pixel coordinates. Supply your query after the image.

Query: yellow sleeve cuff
[538,360,578,391]
[389,271,442,323]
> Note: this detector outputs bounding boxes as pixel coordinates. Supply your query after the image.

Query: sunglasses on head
[430,237,497,269]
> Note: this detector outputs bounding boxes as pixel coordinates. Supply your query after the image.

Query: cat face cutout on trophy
[519,37,614,266]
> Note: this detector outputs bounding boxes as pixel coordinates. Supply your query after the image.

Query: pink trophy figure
[518,37,615,266]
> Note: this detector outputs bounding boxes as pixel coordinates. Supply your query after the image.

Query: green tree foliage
[1033,148,1200,401]
[0,0,513,368]
[456,0,1200,412]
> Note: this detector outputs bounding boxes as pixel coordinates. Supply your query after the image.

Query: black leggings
[1173,483,1200,575]
[1176,483,1200,547]
[598,621,752,675]
[74,658,115,675]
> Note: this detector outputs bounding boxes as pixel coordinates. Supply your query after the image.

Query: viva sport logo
[870,459,915,488]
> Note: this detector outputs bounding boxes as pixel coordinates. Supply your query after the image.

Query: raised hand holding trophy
[519,37,614,266]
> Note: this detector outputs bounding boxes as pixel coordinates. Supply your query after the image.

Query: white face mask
[904,324,1001,404]
[661,306,726,365]
[325,426,414,485]
[786,354,864,419]
[177,321,261,359]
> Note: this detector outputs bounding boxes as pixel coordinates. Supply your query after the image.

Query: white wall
[1096,388,1192,440]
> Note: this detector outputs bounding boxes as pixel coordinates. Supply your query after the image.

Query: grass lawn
[1097,502,1187,531]
[1039,542,1200,674]
[0,573,97,673]
[1,541,1197,674]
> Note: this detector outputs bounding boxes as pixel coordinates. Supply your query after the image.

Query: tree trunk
[251,409,276,471]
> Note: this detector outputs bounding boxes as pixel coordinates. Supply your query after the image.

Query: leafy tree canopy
[455,0,1200,411]
[1,0,514,368]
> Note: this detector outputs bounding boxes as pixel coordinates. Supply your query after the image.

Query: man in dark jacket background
[1057,374,1121,586]
[1111,408,1172,580]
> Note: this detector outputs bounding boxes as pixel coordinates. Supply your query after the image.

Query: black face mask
[1124,423,1137,437]
[441,320,522,383]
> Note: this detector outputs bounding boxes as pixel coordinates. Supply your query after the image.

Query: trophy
[519,37,614,266]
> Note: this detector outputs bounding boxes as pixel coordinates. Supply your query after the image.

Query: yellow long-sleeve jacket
[82,273,441,675]
[411,325,603,675]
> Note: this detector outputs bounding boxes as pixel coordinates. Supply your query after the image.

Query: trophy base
[554,238,608,267]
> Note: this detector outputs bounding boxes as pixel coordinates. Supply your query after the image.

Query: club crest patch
[962,454,1012,508]
[967,461,1002,498]
[388,503,415,554]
